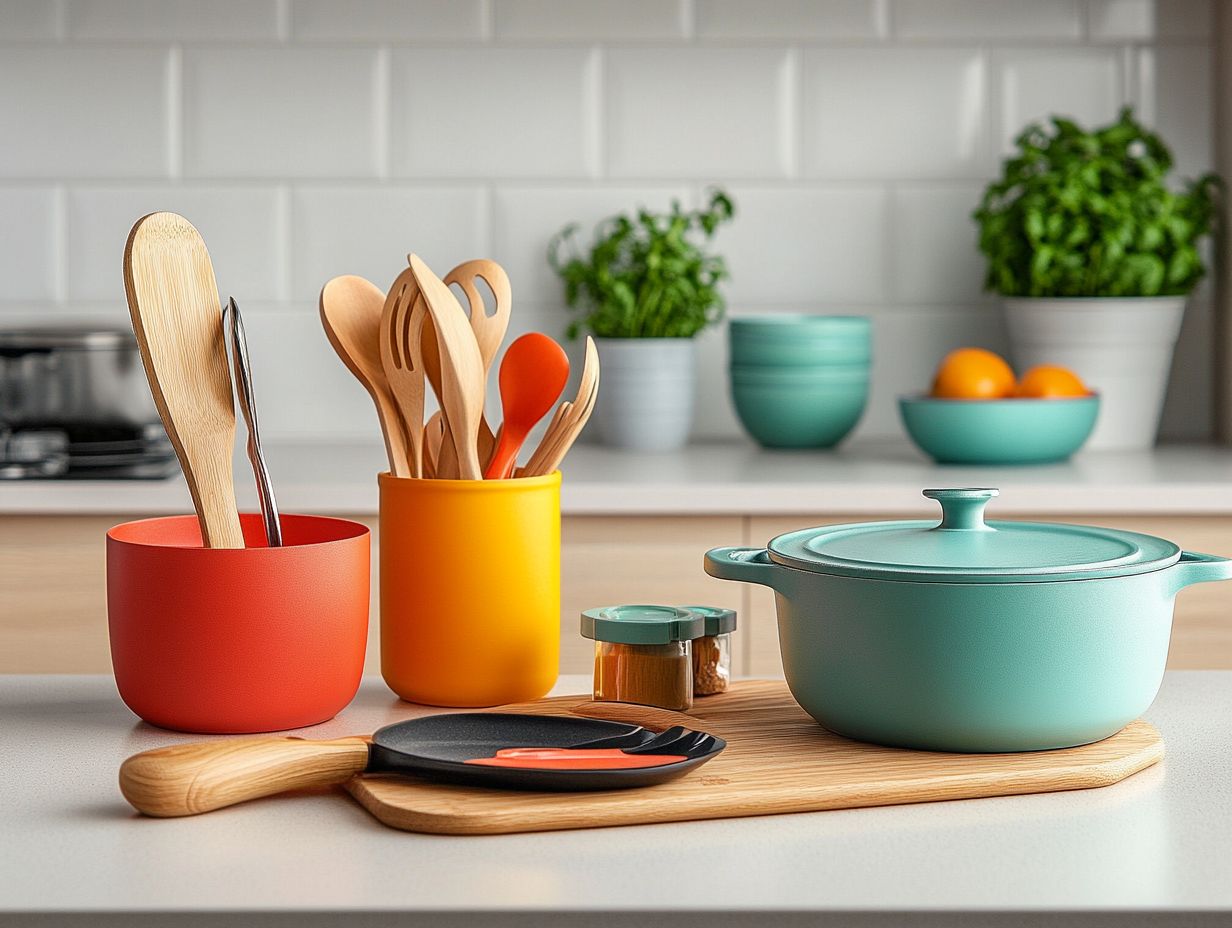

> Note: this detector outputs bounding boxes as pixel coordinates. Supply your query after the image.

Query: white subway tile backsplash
[290,186,485,301]
[66,0,279,41]
[0,188,59,301]
[0,0,59,39]
[995,48,1124,151]
[494,0,687,40]
[66,187,284,302]
[390,48,599,178]
[715,187,888,305]
[1136,46,1213,179]
[291,0,484,42]
[0,48,170,178]
[183,49,380,178]
[695,0,885,39]
[889,184,987,304]
[803,48,987,179]
[491,186,689,304]
[1087,0,1213,42]
[607,49,794,179]
[0,0,1218,443]
[892,0,1081,39]
[237,308,382,439]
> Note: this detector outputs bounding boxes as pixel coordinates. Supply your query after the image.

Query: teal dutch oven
[705,488,1232,753]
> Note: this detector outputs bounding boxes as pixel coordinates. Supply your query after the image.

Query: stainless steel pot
[0,324,158,429]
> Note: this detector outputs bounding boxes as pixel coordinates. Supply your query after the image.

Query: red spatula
[485,333,570,480]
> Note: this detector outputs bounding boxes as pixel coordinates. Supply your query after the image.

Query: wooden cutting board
[344,680,1163,835]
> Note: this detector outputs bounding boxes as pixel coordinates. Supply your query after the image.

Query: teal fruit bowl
[731,377,868,449]
[899,394,1099,465]
[729,315,871,366]
[705,488,1232,752]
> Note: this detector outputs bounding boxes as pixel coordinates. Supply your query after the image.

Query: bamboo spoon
[378,269,426,478]
[519,336,600,477]
[123,212,244,548]
[420,258,512,476]
[484,333,570,480]
[319,276,412,477]
[406,255,486,480]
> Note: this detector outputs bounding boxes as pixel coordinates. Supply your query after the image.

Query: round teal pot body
[705,546,1231,752]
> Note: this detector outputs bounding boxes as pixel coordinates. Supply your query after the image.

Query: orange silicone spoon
[484,333,570,480]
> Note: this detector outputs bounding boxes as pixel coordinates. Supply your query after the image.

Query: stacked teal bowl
[729,315,871,449]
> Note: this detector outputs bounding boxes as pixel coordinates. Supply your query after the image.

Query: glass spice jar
[580,605,706,712]
[680,605,737,696]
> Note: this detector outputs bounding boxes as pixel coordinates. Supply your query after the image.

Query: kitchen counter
[2,439,1232,516]
[1,673,1229,927]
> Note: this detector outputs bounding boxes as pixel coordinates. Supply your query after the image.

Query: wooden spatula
[419,258,512,477]
[123,212,244,548]
[407,254,486,480]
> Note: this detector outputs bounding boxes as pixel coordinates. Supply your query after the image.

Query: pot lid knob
[923,488,998,531]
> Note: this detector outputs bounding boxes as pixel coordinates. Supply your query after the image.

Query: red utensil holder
[107,513,370,733]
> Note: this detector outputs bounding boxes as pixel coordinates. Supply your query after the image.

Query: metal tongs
[223,297,282,547]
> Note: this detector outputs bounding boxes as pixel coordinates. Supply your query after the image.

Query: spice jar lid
[580,605,705,645]
[678,605,737,636]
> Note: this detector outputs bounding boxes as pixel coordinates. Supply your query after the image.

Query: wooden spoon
[319,276,412,477]
[421,259,512,475]
[484,333,570,480]
[123,212,244,549]
[378,269,426,478]
[519,336,600,477]
[406,255,486,480]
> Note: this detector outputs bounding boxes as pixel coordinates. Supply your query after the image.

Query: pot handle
[704,546,783,590]
[1169,550,1232,596]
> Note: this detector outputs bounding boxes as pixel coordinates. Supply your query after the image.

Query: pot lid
[767,488,1181,583]
[0,324,135,350]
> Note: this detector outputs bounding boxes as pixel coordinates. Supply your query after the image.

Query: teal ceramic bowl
[730,363,869,385]
[898,394,1099,465]
[730,315,871,367]
[731,378,868,449]
[705,488,1232,752]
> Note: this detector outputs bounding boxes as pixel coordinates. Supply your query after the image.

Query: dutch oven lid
[767,488,1181,584]
[0,324,134,350]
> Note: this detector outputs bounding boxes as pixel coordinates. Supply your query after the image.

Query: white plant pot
[1002,297,1186,451]
[591,338,696,451]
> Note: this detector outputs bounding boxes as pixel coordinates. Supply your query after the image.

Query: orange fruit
[1013,365,1090,398]
[931,348,1016,399]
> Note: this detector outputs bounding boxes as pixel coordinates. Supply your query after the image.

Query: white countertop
[2,439,1232,517]
[1,672,1229,925]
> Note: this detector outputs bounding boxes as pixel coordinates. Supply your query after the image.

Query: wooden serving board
[345,680,1163,836]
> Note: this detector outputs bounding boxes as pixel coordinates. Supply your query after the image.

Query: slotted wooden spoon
[123,212,244,548]
[379,268,427,478]
[320,275,412,477]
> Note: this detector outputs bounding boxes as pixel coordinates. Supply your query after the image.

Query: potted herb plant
[974,108,1220,449]
[550,189,735,451]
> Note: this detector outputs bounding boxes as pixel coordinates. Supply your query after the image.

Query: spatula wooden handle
[119,736,370,817]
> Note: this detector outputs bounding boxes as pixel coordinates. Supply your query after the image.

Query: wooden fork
[519,336,600,477]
